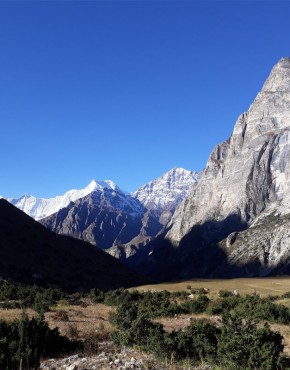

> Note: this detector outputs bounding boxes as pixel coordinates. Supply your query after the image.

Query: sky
[1,1,290,198]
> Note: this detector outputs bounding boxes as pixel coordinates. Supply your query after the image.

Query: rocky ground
[39,343,210,370]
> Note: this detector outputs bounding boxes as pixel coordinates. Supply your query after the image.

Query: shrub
[165,319,219,363]
[217,313,283,370]
[0,313,80,370]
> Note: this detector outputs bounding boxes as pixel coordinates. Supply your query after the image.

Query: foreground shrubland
[0,281,290,369]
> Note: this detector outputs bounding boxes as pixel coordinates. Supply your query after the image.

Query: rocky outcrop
[134,58,290,279]
[215,213,290,277]
[40,349,155,370]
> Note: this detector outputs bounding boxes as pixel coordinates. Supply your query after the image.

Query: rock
[136,57,290,279]
[66,364,78,370]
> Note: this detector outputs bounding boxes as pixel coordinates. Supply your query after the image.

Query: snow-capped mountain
[36,167,197,260]
[7,180,124,221]
[132,167,198,224]
[40,186,147,250]
[5,167,198,262]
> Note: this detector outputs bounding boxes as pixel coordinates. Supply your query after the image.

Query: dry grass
[0,303,114,341]
[270,323,290,356]
[0,308,36,321]
[45,303,114,339]
[135,276,290,298]
[156,313,221,332]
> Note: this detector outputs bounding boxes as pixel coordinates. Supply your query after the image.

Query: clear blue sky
[1,1,290,198]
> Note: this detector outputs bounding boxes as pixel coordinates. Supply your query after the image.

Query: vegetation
[111,293,283,370]
[0,280,289,369]
[0,313,80,370]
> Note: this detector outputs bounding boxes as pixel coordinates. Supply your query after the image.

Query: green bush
[217,313,283,370]
[165,320,219,363]
[0,313,80,370]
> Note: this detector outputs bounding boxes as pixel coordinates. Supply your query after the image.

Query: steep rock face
[133,58,290,279]
[40,187,146,249]
[166,57,290,247]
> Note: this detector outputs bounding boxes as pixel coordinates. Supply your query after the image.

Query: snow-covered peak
[85,179,121,192]
[6,179,125,221]
[132,167,198,212]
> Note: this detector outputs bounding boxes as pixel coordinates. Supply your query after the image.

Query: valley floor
[135,277,290,298]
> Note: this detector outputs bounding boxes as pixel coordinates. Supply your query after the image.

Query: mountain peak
[277,57,290,67]
[167,167,198,177]
[132,167,198,214]
[259,56,290,94]
[86,179,123,193]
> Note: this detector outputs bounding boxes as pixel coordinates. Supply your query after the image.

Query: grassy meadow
[135,276,290,298]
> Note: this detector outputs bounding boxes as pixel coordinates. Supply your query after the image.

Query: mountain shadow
[128,213,282,281]
[0,199,146,291]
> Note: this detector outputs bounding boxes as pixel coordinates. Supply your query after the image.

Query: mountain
[39,168,197,261]
[0,199,144,291]
[6,180,118,221]
[40,185,146,250]
[133,57,290,279]
[132,167,198,225]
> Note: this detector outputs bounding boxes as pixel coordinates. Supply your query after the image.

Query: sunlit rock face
[166,58,290,247]
[134,58,290,279]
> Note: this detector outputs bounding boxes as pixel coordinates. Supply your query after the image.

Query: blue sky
[1,1,290,198]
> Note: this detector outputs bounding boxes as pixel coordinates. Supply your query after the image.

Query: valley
[2,57,290,369]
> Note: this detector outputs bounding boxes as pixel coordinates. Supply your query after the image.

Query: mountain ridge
[38,167,197,260]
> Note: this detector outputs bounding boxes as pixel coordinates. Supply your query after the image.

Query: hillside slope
[0,199,144,291]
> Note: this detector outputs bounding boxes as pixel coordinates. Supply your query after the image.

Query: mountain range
[2,57,290,284]
[4,168,198,261]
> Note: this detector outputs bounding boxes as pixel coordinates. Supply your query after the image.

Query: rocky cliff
[134,57,290,279]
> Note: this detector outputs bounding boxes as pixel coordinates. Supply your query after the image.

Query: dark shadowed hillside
[0,199,144,291]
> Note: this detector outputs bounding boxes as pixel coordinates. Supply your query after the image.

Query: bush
[180,294,210,314]
[165,320,219,363]
[0,313,80,370]
[88,288,105,304]
[217,313,283,370]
